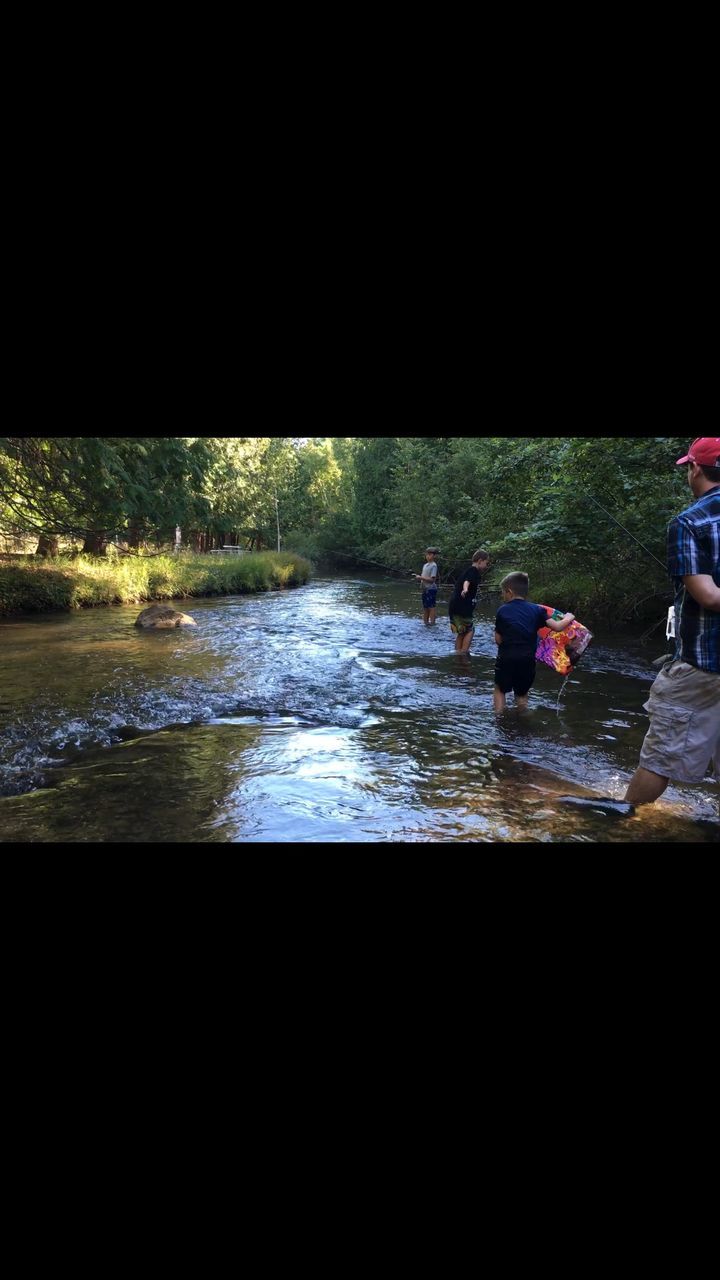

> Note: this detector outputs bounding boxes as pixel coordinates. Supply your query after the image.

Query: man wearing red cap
[625,438,720,809]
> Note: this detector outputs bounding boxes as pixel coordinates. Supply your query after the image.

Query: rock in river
[135,604,197,629]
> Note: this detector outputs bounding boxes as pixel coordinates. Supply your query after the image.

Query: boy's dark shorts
[422,587,438,608]
[495,656,536,696]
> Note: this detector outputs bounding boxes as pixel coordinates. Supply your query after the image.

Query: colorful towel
[536,606,592,675]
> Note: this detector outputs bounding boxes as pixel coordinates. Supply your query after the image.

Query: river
[0,573,717,842]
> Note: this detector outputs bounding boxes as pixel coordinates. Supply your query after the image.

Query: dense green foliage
[0,435,694,622]
[0,552,311,615]
[311,436,691,622]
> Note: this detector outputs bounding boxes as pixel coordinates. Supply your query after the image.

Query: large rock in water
[135,603,197,629]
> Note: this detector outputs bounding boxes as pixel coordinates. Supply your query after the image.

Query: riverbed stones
[135,603,197,629]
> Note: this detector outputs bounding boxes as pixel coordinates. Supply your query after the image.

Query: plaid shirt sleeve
[667,515,704,578]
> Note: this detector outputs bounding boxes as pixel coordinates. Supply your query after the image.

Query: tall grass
[0,551,312,616]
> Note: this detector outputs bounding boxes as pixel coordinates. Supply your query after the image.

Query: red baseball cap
[675,437,720,466]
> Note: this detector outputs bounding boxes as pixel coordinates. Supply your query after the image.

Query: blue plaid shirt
[666,485,720,672]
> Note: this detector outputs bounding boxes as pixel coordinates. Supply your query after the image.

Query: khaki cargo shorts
[638,659,720,783]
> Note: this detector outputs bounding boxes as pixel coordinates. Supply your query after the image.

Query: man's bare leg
[460,628,474,653]
[493,687,507,713]
[428,607,437,625]
[515,694,529,710]
[422,608,430,625]
[624,767,670,805]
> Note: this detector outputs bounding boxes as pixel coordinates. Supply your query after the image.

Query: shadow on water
[0,573,717,842]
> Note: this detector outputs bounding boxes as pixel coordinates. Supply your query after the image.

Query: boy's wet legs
[493,686,507,712]
[455,627,473,652]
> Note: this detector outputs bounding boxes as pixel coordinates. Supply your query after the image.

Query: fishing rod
[334,551,456,584]
[353,554,416,577]
[333,550,493,591]
[330,551,403,576]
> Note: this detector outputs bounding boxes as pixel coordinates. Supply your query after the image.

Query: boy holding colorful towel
[494,572,574,711]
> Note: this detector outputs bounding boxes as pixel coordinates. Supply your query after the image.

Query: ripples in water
[0,576,717,839]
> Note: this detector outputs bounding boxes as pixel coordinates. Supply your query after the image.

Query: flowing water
[0,574,717,843]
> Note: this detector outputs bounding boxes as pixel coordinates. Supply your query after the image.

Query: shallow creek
[0,574,717,842]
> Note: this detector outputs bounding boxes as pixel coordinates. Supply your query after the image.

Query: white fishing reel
[666,605,676,639]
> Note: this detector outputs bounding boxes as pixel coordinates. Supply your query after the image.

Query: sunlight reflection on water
[0,574,717,840]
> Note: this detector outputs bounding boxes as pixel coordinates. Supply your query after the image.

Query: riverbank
[0,551,312,615]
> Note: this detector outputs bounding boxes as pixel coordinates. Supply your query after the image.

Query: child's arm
[460,578,472,597]
[545,611,575,632]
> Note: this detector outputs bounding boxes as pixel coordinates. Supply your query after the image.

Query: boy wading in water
[413,547,439,625]
[494,572,574,711]
[448,550,490,652]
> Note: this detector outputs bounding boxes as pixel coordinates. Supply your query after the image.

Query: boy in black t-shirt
[448,550,490,652]
[494,571,574,711]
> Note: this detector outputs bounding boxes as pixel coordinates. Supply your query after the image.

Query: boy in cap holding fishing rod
[413,547,439,624]
[624,438,720,810]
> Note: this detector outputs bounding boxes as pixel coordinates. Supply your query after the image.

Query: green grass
[0,551,312,616]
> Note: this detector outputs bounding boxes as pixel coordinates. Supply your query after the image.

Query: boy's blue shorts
[422,587,438,608]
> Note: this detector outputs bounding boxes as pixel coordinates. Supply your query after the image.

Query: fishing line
[582,493,667,571]
[542,483,668,572]
[556,673,570,715]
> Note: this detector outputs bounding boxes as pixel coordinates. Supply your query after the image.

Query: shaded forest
[0,436,691,621]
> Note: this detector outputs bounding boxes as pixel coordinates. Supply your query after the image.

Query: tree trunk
[35,532,59,557]
[82,530,108,556]
[126,520,142,549]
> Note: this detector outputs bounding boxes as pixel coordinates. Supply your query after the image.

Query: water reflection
[0,573,717,841]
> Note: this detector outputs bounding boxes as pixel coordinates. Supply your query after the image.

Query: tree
[0,437,214,553]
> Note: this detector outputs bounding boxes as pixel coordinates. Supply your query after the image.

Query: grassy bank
[0,551,312,616]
